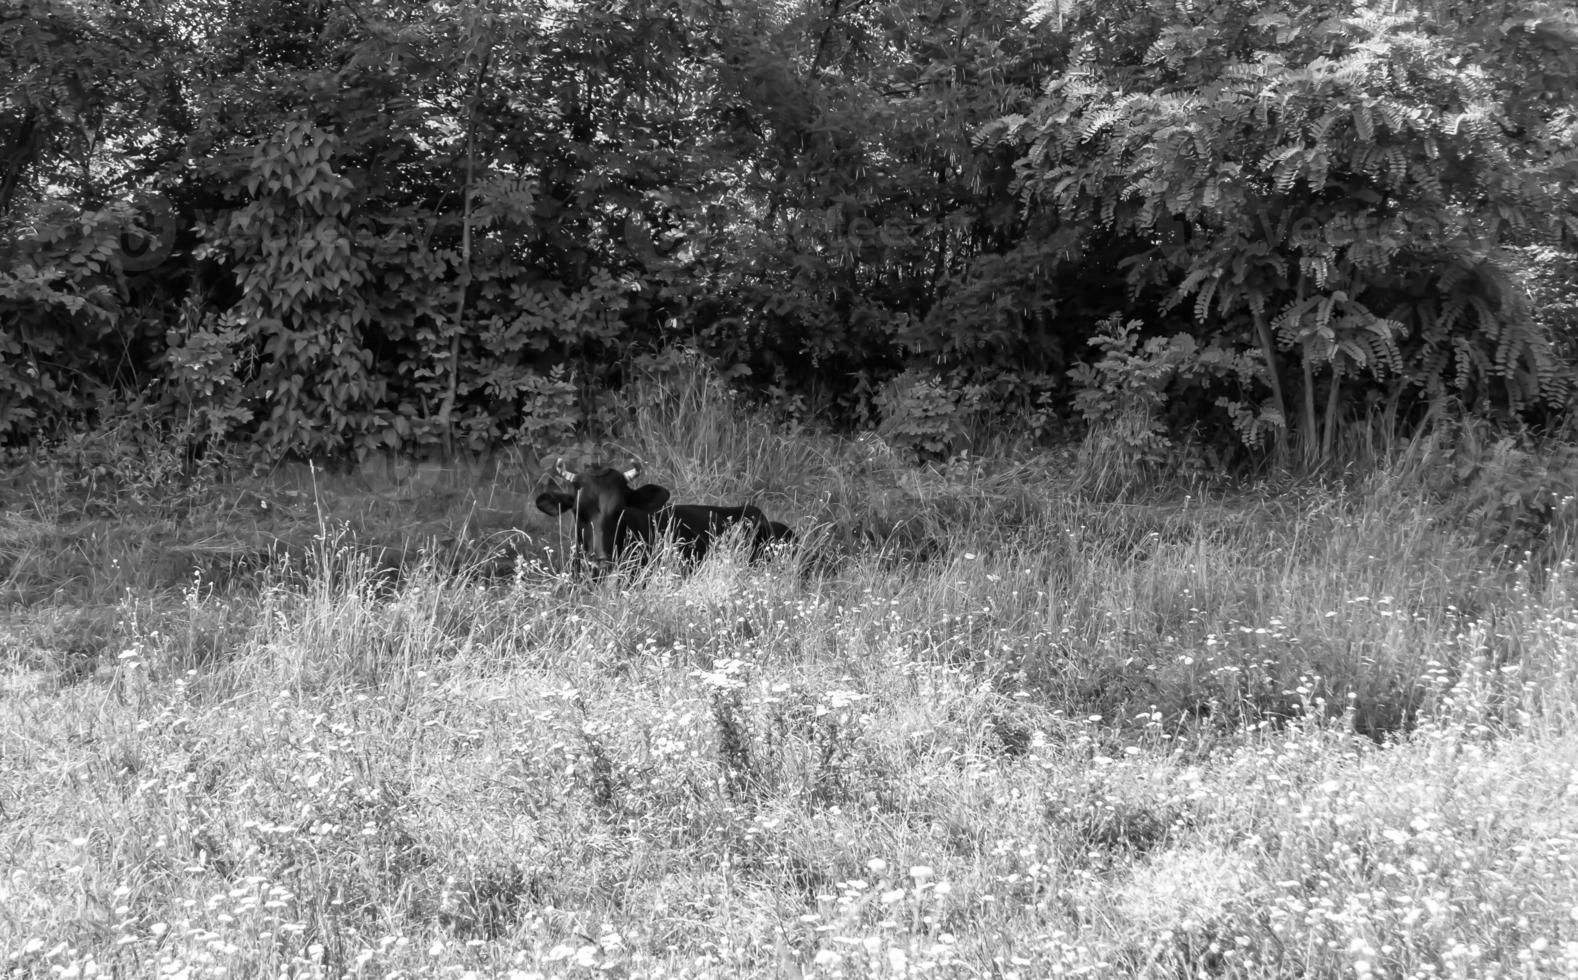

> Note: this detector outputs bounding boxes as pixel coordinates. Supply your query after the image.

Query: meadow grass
[3,368,1577,978]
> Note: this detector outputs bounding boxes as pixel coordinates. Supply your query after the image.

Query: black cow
[535,459,794,569]
[534,460,670,567]
[661,504,797,563]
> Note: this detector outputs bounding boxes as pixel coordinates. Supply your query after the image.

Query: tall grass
[4,371,1577,977]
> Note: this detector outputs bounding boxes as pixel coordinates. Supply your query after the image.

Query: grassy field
[4,370,1578,978]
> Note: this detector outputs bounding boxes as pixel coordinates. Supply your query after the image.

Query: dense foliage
[3,0,1576,461]
[993,0,1578,462]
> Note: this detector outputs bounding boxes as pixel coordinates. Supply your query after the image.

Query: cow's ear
[629,483,671,510]
[535,491,575,517]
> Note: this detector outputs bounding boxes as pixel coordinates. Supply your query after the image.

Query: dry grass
[4,370,1577,978]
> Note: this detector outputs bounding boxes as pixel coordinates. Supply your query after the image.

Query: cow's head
[535,458,672,566]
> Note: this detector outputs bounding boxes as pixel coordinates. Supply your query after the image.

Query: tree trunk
[1252,306,1290,465]
[1322,367,1341,463]
[436,44,494,458]
[1302,347,1318,469]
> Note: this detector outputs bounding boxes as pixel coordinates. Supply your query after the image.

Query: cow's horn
[623,462,641,482]
[555,457,576,481]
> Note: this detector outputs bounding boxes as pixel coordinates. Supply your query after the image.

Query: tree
[684,0,1073,423]
[0,0,187,440]
[993,0,1578,462]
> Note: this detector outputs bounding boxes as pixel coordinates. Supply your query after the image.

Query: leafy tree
[1,0,187,441]
[182,0,723,457]
[684,0,1072,423]
[993,0,1578,462]
[1,0,183,216]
